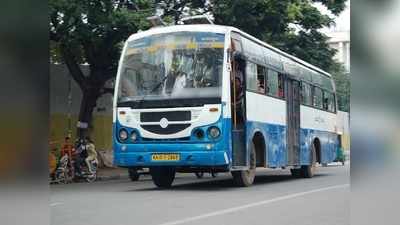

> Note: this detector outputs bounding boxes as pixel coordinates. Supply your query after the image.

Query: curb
[96,173,129,182]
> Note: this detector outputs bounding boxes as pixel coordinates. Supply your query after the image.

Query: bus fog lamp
[130,131,138,142]
[208,127,220,139]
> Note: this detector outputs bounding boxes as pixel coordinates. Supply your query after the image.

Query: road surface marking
[50,202,64,207]
[158,184,349,225]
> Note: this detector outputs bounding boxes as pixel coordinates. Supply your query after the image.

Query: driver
[164,57,186,94]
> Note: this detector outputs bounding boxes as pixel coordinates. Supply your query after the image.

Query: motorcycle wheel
[86,173,97,183]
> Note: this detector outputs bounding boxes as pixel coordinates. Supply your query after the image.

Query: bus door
[286,77,301,166]
[231,52,248,168]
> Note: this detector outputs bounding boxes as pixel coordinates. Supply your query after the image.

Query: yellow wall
[49,113,113,151]
[341,134,351,151]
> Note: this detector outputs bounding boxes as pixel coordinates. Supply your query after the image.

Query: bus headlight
[119,129,128,141]
[130,131,138,142]
[208,126,221,139]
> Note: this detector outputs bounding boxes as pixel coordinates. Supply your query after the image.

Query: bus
[113,24,339,188]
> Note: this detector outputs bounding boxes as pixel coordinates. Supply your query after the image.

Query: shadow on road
[130,172,330,192]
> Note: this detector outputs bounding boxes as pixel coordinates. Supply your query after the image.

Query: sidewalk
[96,167,129,181]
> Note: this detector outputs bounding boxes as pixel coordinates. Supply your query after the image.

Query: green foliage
[208,0,349,110]
[331,64,350,112]
[50,0,152,70]
[50,0,154,136]
[155,0,209,24]
[209,0,347,72]
[50,0,350,132]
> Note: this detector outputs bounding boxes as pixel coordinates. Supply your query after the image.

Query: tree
[208,0,349,110]
[50,0,152,138]
[155,0,208,24]
[331,64,350,112]
[209,0,347,72]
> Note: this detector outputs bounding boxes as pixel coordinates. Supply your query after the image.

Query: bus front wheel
[128,168,140,181]
[150,166,175,188]
[231,143,256,187]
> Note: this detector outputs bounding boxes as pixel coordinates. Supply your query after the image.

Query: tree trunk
[77,89,100,139]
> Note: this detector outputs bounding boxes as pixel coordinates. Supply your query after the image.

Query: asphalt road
[51,163,349,225]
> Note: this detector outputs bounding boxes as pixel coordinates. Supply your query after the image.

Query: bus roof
[126,24,332,78]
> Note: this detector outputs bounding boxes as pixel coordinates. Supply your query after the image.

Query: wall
[337,110,350,151]
[50,64,114,151]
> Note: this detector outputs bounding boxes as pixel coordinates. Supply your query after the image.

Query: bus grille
[140,111,191,122]
[140,124,191,135]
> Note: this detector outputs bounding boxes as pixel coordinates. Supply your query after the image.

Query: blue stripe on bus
[246,121,338,167]
[113,118,337,168]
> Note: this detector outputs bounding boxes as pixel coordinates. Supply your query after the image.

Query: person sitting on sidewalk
[84,137,98,174]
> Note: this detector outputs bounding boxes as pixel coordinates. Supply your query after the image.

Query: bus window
[324,91,336,112]
[278,74,284,99]
[256,65,266,94]
[267,69,279,97]
[313,86,323,109]
[246,62,258,92]
[301,82,312,106]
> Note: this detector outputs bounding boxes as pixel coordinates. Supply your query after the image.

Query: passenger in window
[278,75,284,98]
[232,62,245,128]
[256,78,265,94]
[323,97,329,110]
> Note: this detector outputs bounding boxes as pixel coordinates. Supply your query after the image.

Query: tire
[301,145,317,178]
[290,168,302,178]
[195,172,204,179]
[128,168,140,181]
[86,173,97,183]
[322,163,328,167]
[150,167,176,188]
[211,172,218,178]
[231,142,256,187]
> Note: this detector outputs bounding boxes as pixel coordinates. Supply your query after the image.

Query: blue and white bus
[113,25,339,187]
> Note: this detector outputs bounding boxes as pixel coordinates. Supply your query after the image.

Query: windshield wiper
[149,76,168,94]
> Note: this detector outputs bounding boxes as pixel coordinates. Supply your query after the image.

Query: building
[327,30,350,72]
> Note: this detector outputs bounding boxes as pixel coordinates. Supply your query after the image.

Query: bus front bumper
[114,143,229,167]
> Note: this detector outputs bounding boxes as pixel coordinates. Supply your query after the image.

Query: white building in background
[327,30,350,72]
[315,0,350,72]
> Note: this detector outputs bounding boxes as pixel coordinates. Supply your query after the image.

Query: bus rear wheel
[301,145,317,178]
[231,143,256,187]
[150,166,175,188]
[290,168,302,178]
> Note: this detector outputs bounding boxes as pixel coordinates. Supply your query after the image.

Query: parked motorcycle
[52,154,72,184]
[72,138,98,183]
[74,159,98,183]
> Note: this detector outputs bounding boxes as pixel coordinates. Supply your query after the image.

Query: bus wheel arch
[313,138,322,164]
[252,131,266,167]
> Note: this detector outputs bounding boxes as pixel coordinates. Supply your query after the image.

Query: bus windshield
[117,32,225,107]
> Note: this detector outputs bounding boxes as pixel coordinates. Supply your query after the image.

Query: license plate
[151,153,180,161]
